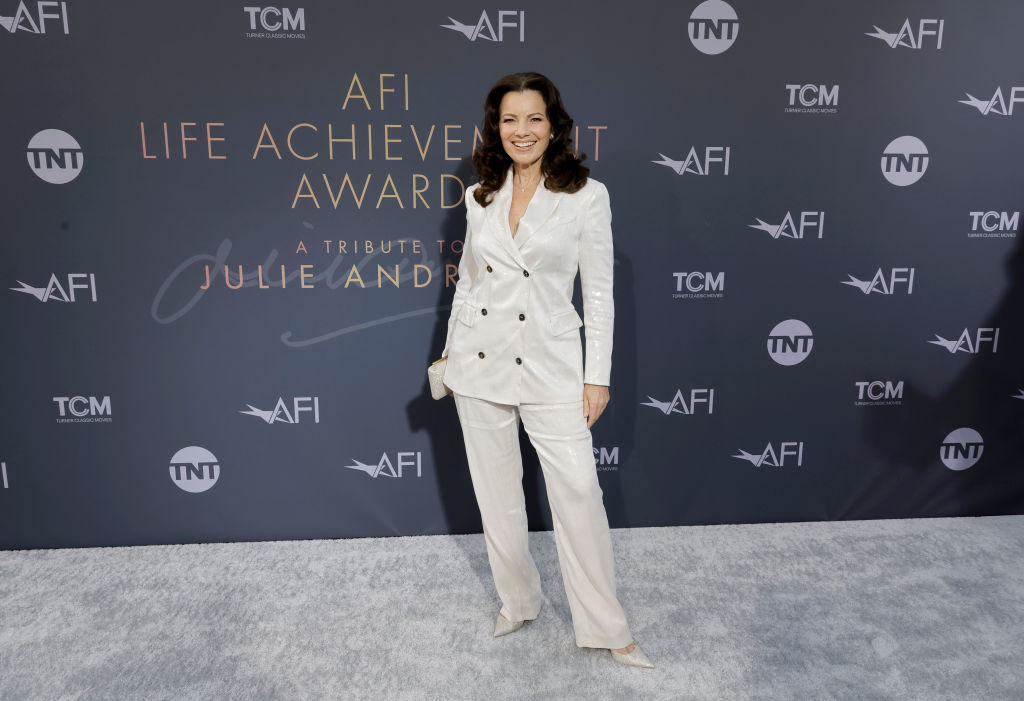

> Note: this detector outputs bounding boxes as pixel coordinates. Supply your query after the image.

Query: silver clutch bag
[428,356,450,400]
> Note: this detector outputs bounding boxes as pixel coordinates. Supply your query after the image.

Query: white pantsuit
[442,172,632,649]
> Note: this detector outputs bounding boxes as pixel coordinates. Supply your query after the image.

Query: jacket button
[486,265,493,273]
[522,270,530,277]
[478,351,485,359]
[481,308,487,316]
[518,313,526,321]
[515,357,522,365]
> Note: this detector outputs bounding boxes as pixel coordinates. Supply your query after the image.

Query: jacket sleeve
[441,198,479,358]
[578,181,615,386]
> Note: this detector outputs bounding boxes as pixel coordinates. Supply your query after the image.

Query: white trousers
[454,393,633,649]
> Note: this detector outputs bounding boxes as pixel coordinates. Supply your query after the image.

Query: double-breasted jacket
[441,172,614,405]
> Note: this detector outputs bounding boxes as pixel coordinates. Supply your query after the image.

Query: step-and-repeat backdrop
[2,1,1022,548]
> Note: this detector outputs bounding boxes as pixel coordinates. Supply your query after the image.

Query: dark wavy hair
[472,72,589,207]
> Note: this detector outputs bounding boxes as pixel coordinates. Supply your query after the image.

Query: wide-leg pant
[454,393,633,649]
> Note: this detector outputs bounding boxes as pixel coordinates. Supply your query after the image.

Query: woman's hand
[583,384,610,429]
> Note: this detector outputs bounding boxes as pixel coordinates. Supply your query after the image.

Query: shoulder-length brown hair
[472,72,589,207]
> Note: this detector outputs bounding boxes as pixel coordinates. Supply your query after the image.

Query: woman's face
[498,89,552,171]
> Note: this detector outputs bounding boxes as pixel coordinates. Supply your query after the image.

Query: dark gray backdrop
[2,0,1021,549]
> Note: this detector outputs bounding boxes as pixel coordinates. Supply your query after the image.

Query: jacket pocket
[457,303,478,327]
[549,308,583,336]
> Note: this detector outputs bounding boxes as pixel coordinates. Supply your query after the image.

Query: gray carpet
[1,516,1022,700]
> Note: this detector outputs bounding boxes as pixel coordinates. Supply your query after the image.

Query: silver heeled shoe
[610,643,654,669]
[493,612,525,638]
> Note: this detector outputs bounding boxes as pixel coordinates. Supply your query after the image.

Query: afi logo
[0,1,69,34]
[748,211,824,239]
[866,19,944,49]
[593,446,619,470]
[10,273,96,302]
[959,87,1024,116]
[673,271,724,293]
[243,6,304,31]
[240,396,320,424]
[346,452,422,478]
[441,10,524,42]
[169,446,220,493]
[855,381,904,403]
[785,84,839,108]
[688,0,738,55]
[929,328,999,354]
[1013,389,1024,401]
[27,129,83,184]
[841,267,915,295]
[940,428,983,471]
[53,395,111,420]
[642,389,715,415]
[969,211,1019,237]
[733,442,804,467]
[652,147,731,175]
[881,135,928,186]
[767,319,813,366]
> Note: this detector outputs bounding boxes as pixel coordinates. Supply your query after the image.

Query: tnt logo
[733,442,804,467]
[841,268,915,295]
[959,87,1024,116]
[441,10,524,42]
[593,446,619,471]
[10,273,97,302]
[53,395,111,423]
[0,1,69,34]
[652,147,731,176]
[940,428,983,471]
[673,271,724,299]
[345,452,423,478]
[169,446,220,493]
[27,129,83,184]
[929,328,999,354]
[881,136,928,186]
[767,319,813,366]
[688,0,738,55]
[641,389,715,415]
[243,6,304,31]
[968,211,1019,239]
[855,381,904,406]
[785,84,839,113]
[866,18,944,49]
[748,211,824,239]
[240,396,319,424]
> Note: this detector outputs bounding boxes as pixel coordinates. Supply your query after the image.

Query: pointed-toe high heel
[493,612,525,638]
[610,643,654,669]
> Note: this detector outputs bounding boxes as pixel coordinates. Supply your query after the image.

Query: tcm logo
[0,1,69,34]
[855,381,904,406]
[243,6,304,31]
[53,395,111,423]
[841,267,915,295]
[673,271,724,299]
[10,273,97,302]
[593,446,619,471]
[929,328,999,355]
[240,396,319,424]
[866,18,943,49]
[959,87,1024,117]
[652,147,730,176]
[748,211,824,240]
[688,0,738,55]
[169,446,220,493]
[881,136,928,187]
[767,319,813,366]
[733,442,804,467]
[27,129,83,184]
[1,461,7,489]
[968,211,1018,239]
[345,452,422,478]
[785,84,838,114]
[441,10,524,42]
[940,428,983,471]
[641,389,715,415]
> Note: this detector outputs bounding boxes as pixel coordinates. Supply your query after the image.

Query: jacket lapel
[486,171,527,269]
[514,177,564,253]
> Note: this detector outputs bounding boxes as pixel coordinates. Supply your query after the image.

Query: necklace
[515,169,539,193]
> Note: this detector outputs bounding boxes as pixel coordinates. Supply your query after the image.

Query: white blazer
[441,171,614,405]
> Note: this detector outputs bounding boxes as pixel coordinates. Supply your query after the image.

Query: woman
[441,72,652,669]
